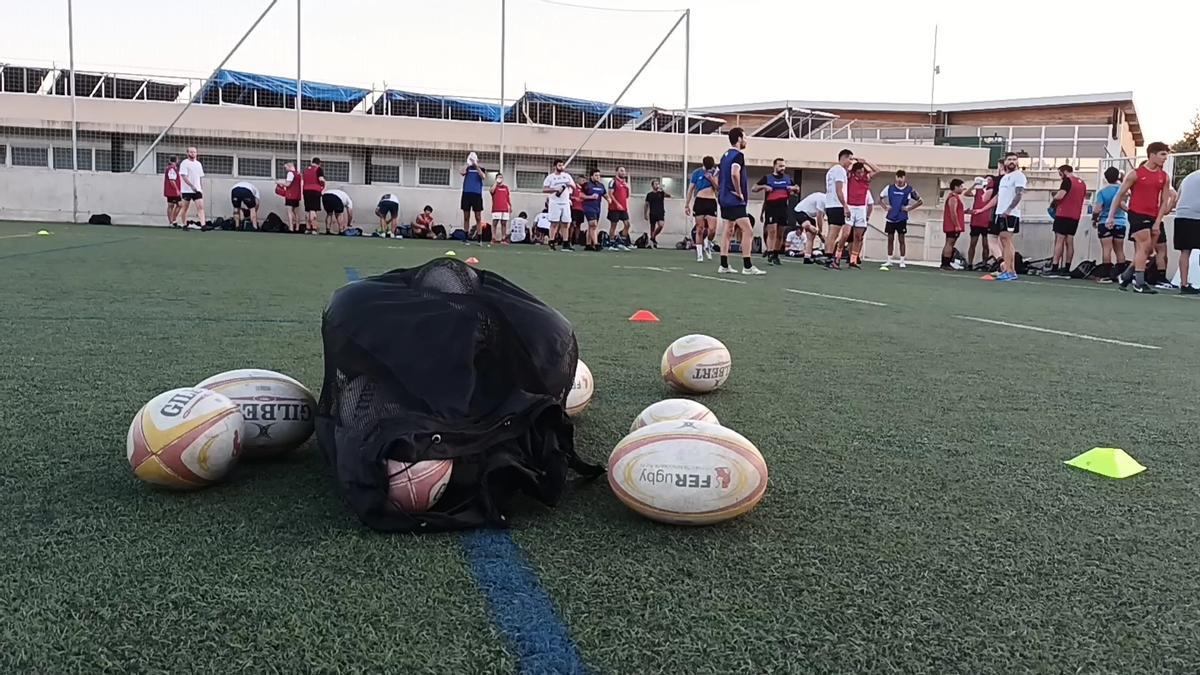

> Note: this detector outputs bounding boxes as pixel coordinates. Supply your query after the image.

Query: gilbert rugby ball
[660,334,731,394]
[630,398,719,432]
[126,387,243,489]
[566,360,594,418]
[195,369,316,458]
[607,420,767,525]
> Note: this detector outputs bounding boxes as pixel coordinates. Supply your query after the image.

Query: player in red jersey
[1108,142,1172,294]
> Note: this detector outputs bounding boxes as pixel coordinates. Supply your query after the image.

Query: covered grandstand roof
[371,90,502,122]
[504,91,642,128]
[45,69,186,101]
[0,64,51,94]
[746,107,839,139]
[199,69,370,112]
[623,108,724,134]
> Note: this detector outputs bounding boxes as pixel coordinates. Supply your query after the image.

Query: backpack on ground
[262,212,286,233]
[634,233,649,249]
[88,214,112,225]
[1070,260,1097,279]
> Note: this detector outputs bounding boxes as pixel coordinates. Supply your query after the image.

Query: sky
[3,0,1196,143]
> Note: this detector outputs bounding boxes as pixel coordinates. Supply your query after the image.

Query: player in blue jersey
[1091,166,1129,283]
[686,155,719,262]
[714,127,765,276]
[753,158,802,266]
[879,170,923,268]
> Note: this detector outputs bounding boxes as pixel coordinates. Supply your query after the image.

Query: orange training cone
[466,257,480,265]
[629,310,660,323]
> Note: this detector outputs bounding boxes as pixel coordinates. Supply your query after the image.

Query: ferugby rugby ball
[195,368,316,458]
[630,398,719,432]
[566,360,594,417]
[385,459,454,513]
[607,420,767,525]
[660,334,732,393]
[126,387,243,490]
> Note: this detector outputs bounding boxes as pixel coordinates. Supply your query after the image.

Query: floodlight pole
[67,0,78,223]
[682,9,689,201]
[564,10,687,168]
[499,0,506,175]
[928,24,938,124]
[131,0,280,173]
[296,0,302,171]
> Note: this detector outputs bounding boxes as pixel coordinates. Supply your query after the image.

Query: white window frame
[235,154,275,179]
[416,160,453,188]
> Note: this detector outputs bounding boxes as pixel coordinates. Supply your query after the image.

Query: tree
[1173,111,1200,153]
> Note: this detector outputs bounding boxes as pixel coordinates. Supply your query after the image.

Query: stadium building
[0,64,1147,261]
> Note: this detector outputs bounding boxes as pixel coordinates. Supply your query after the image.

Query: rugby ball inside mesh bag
[608,420,767,525]
[660,334,732,393]
[316,258,604,533]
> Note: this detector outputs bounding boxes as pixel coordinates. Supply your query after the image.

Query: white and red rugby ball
[660,334,731,394]
[126,387,244,490]
[607,420,767,525]
[195,368,316,458]
[629,398,719,432]
[565,360,594,418]
[385,459,454,513]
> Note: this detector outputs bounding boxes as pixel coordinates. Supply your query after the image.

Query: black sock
[720,255,729,268]
[743,257,753,270]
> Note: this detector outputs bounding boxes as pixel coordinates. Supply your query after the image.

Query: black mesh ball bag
[317,258,603,533]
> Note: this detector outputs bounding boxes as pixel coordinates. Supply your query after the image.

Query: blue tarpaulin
[382,90,503,122]
[203,69,369,105]
[510,91,642,123]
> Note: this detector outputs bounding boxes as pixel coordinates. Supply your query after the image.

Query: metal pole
[296,0,302,170]
[929,24,938,123]
[565,10,687,168]
[131,0,280,172]
[67,0,78,223]
[499,0,506,175]
[682,9,689,201]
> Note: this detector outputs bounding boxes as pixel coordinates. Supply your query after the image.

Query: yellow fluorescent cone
[1064,447,1146,479]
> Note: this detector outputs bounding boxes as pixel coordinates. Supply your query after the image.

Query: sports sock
[743,257,753,270]
[720,255,729,268]
[1121,265,1135,283]
[695,243,703,255]
[1135,270,1145,286]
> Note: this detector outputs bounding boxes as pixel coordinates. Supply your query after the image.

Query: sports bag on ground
[316,258,603,533]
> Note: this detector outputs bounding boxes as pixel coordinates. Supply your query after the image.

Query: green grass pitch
[3,221,1200,674]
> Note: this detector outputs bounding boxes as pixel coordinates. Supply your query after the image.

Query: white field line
[953,315,1160,350]
[0,233,40,240]
[613,265,673,273]
[784,288,887,306]
[688,273,746,285]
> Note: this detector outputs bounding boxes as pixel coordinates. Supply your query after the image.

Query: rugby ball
[630,398,719,432]
[195,369,316,459]
[126,387,243,490]
[385,459,453,513]
[566,360,594,417]
[608,420,767,525]
[660,334,732,393]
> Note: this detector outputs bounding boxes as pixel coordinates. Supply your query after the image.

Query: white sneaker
[717,266,734,274]
[696,254,705,263]
[742,266,767,276]
[899,261,907,269]
[705,248,713,260]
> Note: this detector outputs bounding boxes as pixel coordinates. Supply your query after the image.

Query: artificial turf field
[4,220,1200,675]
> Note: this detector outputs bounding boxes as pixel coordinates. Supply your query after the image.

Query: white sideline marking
[0,233,39,240]
[953,315,1160,350]
[785,288,887,306]
[613,265,673,273]
[689,273,745,285]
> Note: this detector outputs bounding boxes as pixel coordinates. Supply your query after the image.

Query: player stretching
[715,127,765,276]
[792,191,826,263]
[824,149,854,269]
[542,159,576,252]
[686,156,719,262]
[845,159,878,269]
[880,169,923,269]
[1109,142,1172,293]
[753,158,801,266]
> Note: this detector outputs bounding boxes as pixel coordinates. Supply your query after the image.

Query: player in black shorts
[644,180,669,248]
[753,158,801,265]
[686,156,719,262]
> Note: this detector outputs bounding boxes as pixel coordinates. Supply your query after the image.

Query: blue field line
[336,266,586,675]
[0,237,137,261]
[461,530,589,675]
